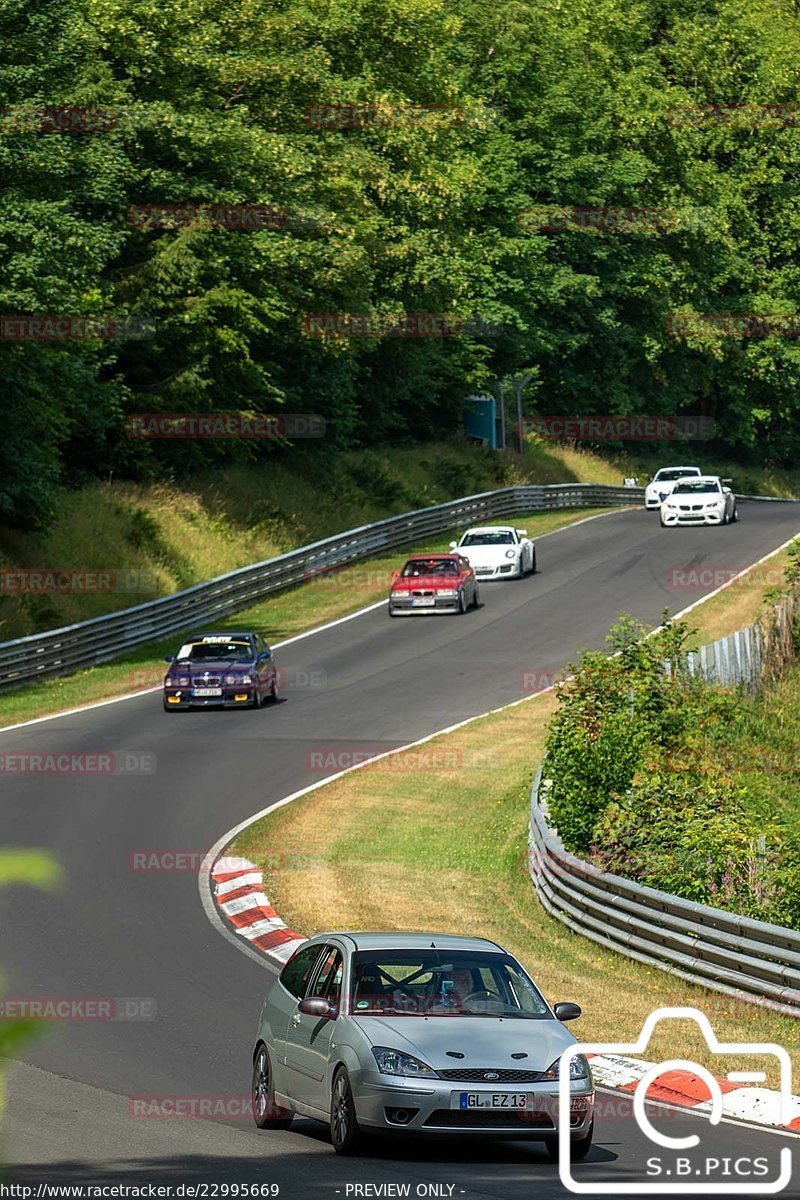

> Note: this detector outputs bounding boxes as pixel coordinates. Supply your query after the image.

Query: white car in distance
[450,526,536,580]
[644,465,702,510]
[660,475,738,527]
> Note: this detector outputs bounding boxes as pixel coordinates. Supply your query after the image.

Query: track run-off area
[3,504,800,1198]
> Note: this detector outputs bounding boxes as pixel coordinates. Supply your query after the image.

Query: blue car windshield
[350,950,551,1018]
[177,641,252,662]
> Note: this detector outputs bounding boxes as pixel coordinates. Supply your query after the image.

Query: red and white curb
[211,856,306,965]
[587,1053,800,1133]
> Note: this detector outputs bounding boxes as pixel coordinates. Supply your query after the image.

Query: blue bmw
[163,631,278,711]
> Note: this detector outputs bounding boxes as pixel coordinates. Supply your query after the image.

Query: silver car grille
[438,1067,545,1082]
[424,1109,554,1129]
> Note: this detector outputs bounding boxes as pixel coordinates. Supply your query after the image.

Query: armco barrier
[529,769,800,1015]
[0,483,641,692]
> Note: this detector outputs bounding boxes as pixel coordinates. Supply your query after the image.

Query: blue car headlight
[224,674,252,685]
[371,1047,439,1078]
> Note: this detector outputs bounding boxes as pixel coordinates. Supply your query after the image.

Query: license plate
[453,1093,531,1110]
[192,687,222,696]
[412,596,436,607]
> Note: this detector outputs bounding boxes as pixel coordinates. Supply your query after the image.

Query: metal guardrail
[0,482,642,692]
[529,767,800,1015]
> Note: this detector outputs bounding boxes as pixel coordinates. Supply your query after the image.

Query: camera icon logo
[558,1006,793,1194]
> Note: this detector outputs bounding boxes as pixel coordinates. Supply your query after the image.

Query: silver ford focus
[251,931,594,1156]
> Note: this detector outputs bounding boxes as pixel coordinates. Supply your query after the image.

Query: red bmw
[388,554,479,616]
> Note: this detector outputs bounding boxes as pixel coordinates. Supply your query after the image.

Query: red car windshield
[401,559,459,578]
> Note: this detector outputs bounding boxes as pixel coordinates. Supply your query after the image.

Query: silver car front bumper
[352,1070,594,1138]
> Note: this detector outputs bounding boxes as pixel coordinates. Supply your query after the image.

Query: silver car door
[284,945,343,1107]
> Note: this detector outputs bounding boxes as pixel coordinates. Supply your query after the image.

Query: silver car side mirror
[553,1001,582,1022]
[299,996,337,1019]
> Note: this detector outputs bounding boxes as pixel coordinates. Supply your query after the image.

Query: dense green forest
[3,0,800,528]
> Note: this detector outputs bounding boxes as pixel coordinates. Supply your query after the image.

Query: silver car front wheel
[331,1067,362,1154]
[252,1045,293,1130]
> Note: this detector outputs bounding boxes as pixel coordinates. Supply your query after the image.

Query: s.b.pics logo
[558,1008,793,1194]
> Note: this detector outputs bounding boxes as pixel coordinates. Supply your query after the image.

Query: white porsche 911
[660,475,738,527]
[449,526,536,580]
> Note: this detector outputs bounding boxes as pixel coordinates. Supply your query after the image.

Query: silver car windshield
[350,950,551,1018]
[460,532,514,546]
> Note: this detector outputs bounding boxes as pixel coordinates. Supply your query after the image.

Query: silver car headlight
[371,1046,439,1078]
[544,1053,591,1081]
[435,588,458,597]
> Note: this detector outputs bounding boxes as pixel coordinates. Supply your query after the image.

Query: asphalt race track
[2,504,799,1197]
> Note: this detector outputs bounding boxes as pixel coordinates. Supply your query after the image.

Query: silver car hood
[351,1014,574,1071]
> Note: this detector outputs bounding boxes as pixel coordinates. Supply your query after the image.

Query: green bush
[542,607,800,929]
[544,614,696,852]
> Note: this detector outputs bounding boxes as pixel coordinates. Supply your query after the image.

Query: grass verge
[0,507,611,729]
